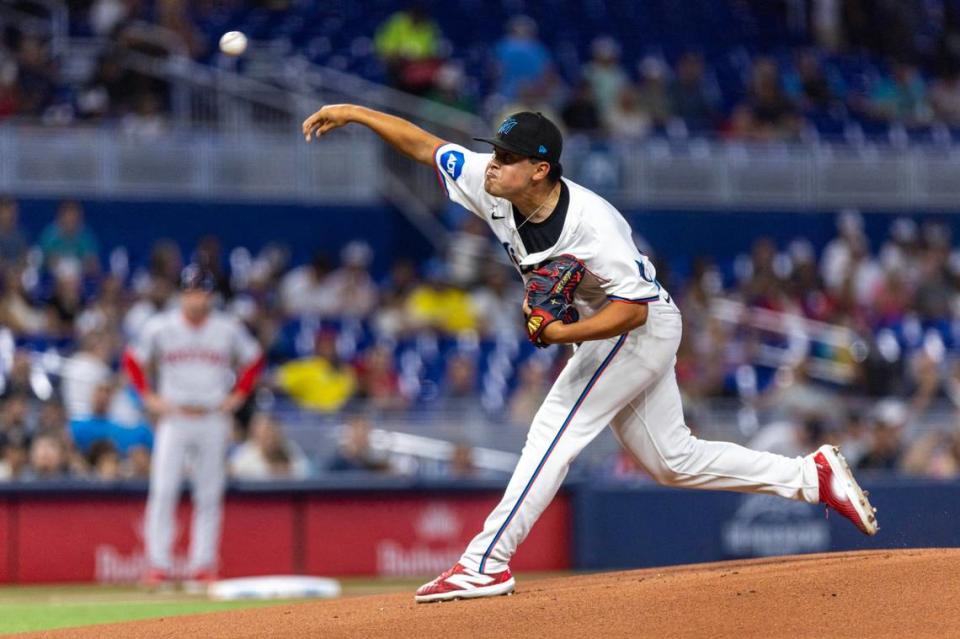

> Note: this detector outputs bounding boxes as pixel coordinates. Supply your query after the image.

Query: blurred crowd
[7,1,960,141]
[1,196,960,482]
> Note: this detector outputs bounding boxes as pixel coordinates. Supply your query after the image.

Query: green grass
[0,578,421,635]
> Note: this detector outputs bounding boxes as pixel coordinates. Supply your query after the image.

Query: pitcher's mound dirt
[25,549,960,638]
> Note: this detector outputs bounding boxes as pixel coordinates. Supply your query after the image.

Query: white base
[207,575,342,600]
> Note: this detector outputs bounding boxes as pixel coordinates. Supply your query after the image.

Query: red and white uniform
[124,309,263,575]
[432,143,821,575]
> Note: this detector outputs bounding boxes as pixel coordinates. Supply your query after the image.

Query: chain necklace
[515,182,560,231]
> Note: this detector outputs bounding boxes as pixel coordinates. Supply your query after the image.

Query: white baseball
[219,31,248,56]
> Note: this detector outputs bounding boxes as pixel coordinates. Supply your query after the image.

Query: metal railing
[0,124,382,202]
[0,0,68,56]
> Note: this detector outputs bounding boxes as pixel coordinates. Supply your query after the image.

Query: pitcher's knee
[649,461,685,485]
[647,447,698,485]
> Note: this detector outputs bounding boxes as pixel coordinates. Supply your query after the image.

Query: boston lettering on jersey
[161,349,230,366]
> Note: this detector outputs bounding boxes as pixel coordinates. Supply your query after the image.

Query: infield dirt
[16,548,959,638]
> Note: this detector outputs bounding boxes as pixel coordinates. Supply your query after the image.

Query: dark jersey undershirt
[513,181,569,255]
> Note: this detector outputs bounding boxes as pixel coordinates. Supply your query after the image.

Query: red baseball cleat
[140,567,173,591]
[415,563,515,603]
[814,445,878,536]
[183,567,218,595]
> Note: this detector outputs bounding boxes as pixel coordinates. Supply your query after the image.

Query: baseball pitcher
[302,106,878,603]
[123,265,264,587]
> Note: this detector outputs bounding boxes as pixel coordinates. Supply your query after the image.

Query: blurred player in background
[123,265,264,589]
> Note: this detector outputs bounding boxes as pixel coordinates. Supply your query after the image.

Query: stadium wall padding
[572,478,960,570]
[0,479,957,582]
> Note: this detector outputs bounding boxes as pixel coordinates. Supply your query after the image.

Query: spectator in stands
[730,57,801,141]
[669,52,719,132]
[490,16,556,104]
[126,444,151,479]
[39,200,100,276]
[445,216,492,289]
[69,379,153,458]
[635,57,672,127]
[902,424,960,478]
[863,62,932,125]
[0,438,27,480]
[0,394,35,447]
[439,353,479,404]
[604,84,654,140]
[124,274,174,338]
[423,61,476,114]
[1,350,43,402]
[857,398,908,471]
[327,414,391,473]
[76,273,126,337]
[0,266,47,336]
[784,50,844,114]
[374,3,443,95]
[561,80,602,134]
[36,400,69,437]
[353,344,408,412]
[89,0,132,37]
[470,265,524,339]
[821,209,866,294]
[405,262,478,334]
[280,251,335,316]
[0,197,28,268]
[46,262,86,337]
[121,93,167,140]
[87,438,122,481]
[837,409,871,468]
[930,67,960,124]
[229,412,309,480]
[22,433,69,480]
[325,241,378,318]
[190,235,230,297]
[0,43,17,119]
[749,415,831,458]
[156,0,206,59]
[276,329,357,413]
[15,35,56,117]
[61,331,114,419]
[446,442,494,479]
[879,217,921,288]
[913,231,952,321]
[582,36,628,120]
[508,358,551,427]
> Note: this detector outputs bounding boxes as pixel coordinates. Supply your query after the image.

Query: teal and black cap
[474,111,563,166]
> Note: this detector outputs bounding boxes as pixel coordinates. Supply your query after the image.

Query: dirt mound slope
[21,549,960,639]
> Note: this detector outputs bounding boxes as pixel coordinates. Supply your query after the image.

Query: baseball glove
[524,254,586,347]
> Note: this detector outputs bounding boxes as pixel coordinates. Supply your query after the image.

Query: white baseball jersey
[428,142,820,578]
[132,309,261,408]
[434,143,669,317]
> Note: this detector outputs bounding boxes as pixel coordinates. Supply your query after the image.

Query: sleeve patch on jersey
[440,149,465,181]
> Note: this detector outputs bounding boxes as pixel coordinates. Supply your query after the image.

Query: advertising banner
[304,494,571,576]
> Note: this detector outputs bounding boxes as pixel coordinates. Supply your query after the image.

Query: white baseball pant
[461,300,820,574]
[145,412,231,573]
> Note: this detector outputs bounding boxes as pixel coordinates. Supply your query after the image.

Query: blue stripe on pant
[478,334,628,573]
